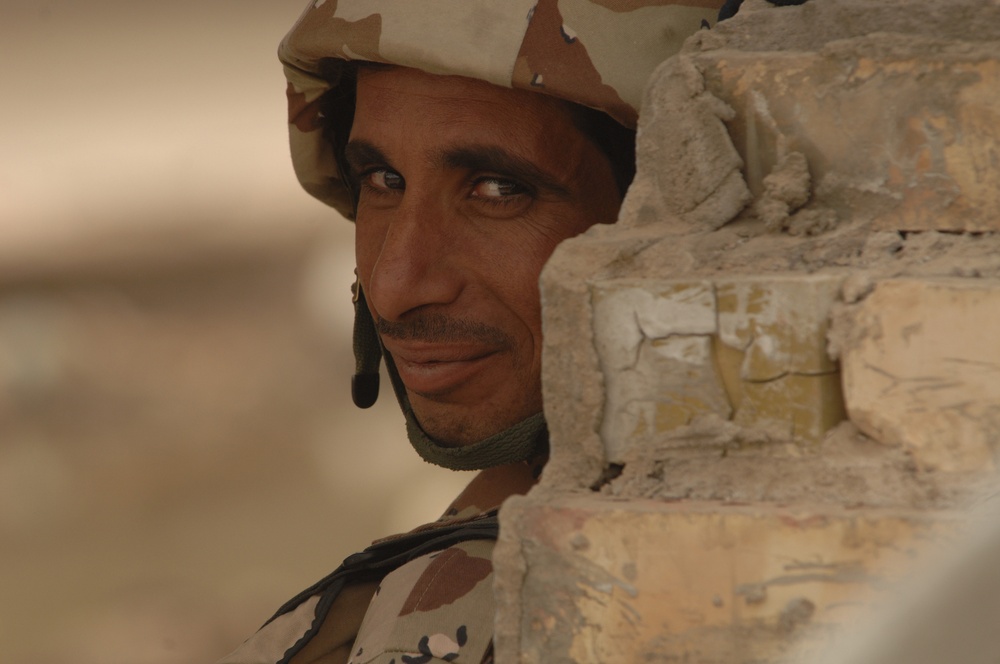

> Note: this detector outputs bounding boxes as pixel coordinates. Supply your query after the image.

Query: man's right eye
[362,168,405,193]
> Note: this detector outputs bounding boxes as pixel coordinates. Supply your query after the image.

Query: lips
[385,341,499,397]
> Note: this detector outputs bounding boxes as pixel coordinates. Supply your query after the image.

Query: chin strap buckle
[352,278,383,408]
[352,372,380,409]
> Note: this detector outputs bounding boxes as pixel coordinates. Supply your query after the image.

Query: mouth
[386,342,500,397]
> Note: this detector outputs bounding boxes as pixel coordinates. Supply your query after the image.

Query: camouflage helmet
[278,0,727,220]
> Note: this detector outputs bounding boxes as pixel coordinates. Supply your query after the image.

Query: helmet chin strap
[351,279,548,469]
[351,276,382,408]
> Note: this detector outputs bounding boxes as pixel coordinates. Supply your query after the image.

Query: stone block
[592,280,730,461]
[592,274,844,459]
[716,274,841,380]
[715,274,847,443]
[495,495,962,664]
[840,278,1000,472]
[700,39,1000,232]
[735,372,846,443]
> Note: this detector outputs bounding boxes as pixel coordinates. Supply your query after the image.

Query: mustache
[376,313,514,347]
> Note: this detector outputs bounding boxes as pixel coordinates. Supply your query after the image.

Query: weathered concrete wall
[495,0,1000,661]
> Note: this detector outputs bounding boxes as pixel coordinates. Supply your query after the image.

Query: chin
[415,406,525,448]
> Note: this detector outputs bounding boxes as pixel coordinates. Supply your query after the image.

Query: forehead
[350,66,582,152]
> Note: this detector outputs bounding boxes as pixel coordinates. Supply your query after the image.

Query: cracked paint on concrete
[592,274,846,459]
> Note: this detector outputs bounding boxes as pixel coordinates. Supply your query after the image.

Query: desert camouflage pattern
[279,0,726,219]
[218,459,542,664]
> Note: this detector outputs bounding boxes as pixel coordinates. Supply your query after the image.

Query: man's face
[348,66,621,446]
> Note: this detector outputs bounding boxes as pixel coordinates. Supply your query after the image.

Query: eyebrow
[343,140,388,177]
[441,146,571,197]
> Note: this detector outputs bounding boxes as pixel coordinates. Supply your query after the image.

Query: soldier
[219,1,729,662]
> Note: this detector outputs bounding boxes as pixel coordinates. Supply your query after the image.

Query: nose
[361,193,464,322]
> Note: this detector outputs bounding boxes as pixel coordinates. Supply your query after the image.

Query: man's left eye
[471,177,526,199]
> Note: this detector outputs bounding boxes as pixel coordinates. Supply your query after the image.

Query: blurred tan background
[0,1,472,662]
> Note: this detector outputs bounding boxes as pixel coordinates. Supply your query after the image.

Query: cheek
[353,215,385,284]
[483,227,560,338]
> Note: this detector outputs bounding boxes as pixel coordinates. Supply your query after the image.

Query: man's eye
[363,168,405,192]
[471,177,527,200]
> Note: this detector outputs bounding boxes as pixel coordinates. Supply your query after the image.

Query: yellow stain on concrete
[503,496,963,664]
[596,275,846,450]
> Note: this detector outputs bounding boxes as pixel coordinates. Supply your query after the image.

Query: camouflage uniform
[219,1,724,662]
[219,460,542,664]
